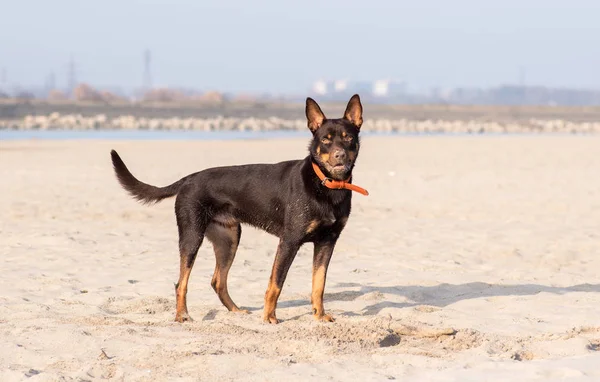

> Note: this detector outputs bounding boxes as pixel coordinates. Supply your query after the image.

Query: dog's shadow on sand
[277,282,600,316]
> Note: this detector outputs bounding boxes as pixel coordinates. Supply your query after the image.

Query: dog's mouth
[313,152,353,180]
[327,162,351,179]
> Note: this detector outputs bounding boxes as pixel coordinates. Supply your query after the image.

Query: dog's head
[306,94,363,181]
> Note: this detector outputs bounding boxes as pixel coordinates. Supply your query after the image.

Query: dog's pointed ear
[343,94,363,129]
[306,97,326,133]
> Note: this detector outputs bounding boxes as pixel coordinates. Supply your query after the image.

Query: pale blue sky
[1,0,598,93]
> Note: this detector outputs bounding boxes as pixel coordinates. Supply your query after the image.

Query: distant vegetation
[2,82,600,107]
[2,83,600,134]
[0,83,231,105]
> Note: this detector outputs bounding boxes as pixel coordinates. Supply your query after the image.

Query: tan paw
[263,315,280,324]
[314,313,335,322]
[175,312,194,323]
[232,307,250,314]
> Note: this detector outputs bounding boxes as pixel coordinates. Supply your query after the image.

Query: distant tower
[0,67,6,88]
[143,49,152,91]
[518,66,526,87]
[46,71,56,91]
[67,55,77,95]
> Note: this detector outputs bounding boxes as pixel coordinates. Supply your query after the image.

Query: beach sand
[1,135,600,381]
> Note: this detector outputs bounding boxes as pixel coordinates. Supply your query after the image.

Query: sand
[1,135,600,381]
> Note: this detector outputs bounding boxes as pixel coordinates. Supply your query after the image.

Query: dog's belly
[212,213,239,227]
[211,212,283,237]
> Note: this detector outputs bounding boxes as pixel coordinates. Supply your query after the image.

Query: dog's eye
[321,138,332,145]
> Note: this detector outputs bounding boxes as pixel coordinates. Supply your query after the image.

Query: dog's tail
[110,150,189,205]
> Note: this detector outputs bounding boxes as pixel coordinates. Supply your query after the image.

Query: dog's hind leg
[174,204,207,323]
[205,222,247,313]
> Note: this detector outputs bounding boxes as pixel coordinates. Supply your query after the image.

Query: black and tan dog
[110,94,368,324]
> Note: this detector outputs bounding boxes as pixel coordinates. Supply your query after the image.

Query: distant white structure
[312,80,328,95]
[333,80,348,92]
[373,79,406,98]
[373,80,389,97]
[312,79,406,99]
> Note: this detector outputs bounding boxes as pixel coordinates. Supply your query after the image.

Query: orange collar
[311,162,369,196]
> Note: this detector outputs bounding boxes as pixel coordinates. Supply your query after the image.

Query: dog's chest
[304,210,349,237]
[320,212,337,226]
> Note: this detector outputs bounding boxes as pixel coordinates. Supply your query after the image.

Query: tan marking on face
[306,219,320,234]
[320,153,330,163]
[316,146,321,155]
[342,131,347,137]
[327,134,332,139]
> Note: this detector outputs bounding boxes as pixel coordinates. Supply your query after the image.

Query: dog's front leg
[263,239,300,324]
[311,239,337,322]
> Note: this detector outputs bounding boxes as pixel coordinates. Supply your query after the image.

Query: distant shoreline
[0,129,594,141]
[2,99,600,134]
[3,98,600,121]
[1,115,599,134]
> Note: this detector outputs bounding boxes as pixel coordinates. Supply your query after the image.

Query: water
[0,129,581,141]
[0,129,428,141]
[0,129,310,141]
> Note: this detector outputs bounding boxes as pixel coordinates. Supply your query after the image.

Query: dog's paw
[263,315,280,324]
[314,313,335,323]
[232,307,251,314]
[175,312,194,323]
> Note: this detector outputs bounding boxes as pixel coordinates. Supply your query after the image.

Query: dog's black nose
[333,149,346,161]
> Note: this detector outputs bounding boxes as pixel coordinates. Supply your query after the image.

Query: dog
[110,94,368,324]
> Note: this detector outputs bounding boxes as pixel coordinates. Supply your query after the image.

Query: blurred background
[1,0,600,132]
